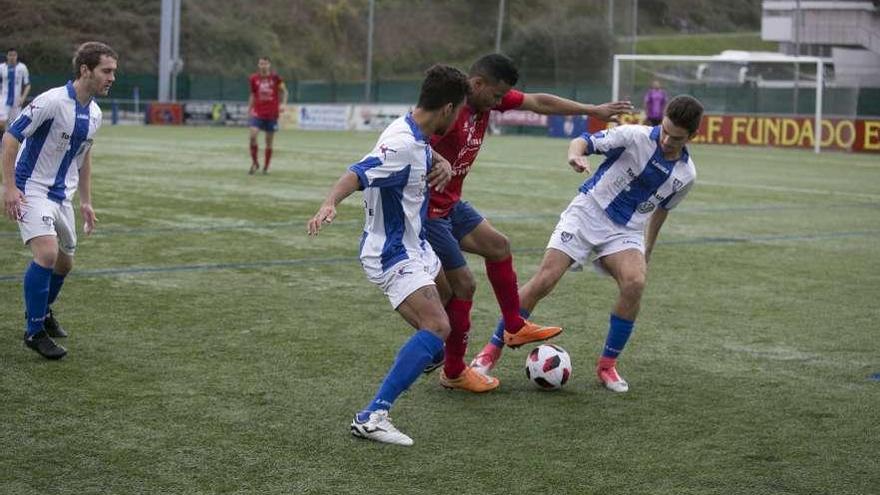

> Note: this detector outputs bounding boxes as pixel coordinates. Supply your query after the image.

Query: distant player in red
[425,53,633,388]
[248,57,288,174]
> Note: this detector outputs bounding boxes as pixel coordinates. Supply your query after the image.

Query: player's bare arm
[427,150,452,192]
[1,133,25,221]
[79,148,98,235]
[20,83,31,106]
[520,93,633,122]
[644,207,669,264]
[307,171,360,236]
[278,82,288,113]
[567,136,591,174]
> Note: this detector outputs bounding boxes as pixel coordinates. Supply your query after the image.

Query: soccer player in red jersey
[425,53,633,388]
[248,57,288,174]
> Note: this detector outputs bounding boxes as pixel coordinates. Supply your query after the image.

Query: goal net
[610,52,852,154]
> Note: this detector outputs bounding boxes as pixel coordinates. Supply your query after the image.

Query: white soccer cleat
[597,365,629,393]
[350,410,414,446]
[469,343,502,376]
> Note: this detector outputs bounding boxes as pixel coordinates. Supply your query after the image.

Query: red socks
[249,141,259,165]
[485,255,525,332]
[443,298,473,378]
[264,148,273,172]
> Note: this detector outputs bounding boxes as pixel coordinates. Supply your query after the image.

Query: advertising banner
[298,105,351,131]
[606,113,880,152]
[146,103,183,125]
[351,104,411,131]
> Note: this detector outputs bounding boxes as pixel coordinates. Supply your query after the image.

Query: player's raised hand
[81,203,98,235]
[3,186,26,222]
[308,204,337,236]
[591,101,634,123]
[428,157,452,192]
[568,155,591,174]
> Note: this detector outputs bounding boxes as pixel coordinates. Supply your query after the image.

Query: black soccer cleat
[24,330,67,360]
[43,309,68,338]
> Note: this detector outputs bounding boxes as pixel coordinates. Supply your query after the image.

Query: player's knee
[34,251,58,269]
[619,275,646,301]
[485,234,511,261]
[422,316,451,340]
[451,274,476,300]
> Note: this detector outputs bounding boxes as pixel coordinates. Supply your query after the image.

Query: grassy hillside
[0,0,765,82]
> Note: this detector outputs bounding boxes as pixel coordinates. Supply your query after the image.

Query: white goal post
[612,53,825,154]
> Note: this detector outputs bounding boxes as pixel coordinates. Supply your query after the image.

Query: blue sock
[358,329,443,420]
[602,314,635,359]
[47,272,66,307]
[23,262,53,337]
[490,308,531,348]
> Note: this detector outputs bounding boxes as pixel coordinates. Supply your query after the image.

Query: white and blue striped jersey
[578,125,696,229]
[0,62,30,107]
[349,113,433,272]
[8,81,103,204]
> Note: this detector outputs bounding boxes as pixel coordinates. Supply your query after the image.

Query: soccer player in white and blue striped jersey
[0,48,31,135]
[474,95,704,393]
[308,65,475,446]
[2,42,117,359]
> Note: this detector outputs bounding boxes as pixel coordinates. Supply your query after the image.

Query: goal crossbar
[612,53,825,154]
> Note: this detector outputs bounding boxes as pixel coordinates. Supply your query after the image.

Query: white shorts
[546,193,644,276]
[363,250,441,309]
[18,196,78,255]
[0,104,21,123]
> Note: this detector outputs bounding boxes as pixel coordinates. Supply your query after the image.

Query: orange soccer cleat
[439,366,500,393]
[503,320,562,349]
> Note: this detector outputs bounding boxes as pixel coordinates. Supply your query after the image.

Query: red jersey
[249,73,284,119]
[428,89,525,218]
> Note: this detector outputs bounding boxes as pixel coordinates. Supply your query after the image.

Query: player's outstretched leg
[485,255,562,348]
[596,314,634,393]
[472,249,572,375]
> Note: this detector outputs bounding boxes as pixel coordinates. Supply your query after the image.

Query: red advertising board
[605,113,880,152]
[146,103,184,125]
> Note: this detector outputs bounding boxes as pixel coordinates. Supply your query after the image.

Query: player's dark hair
[469,53,519,86]
[259,56,271,62]
[417,64,469,111]
[72,42,118,80]
[665,95,704,135]
[7,48,16,53]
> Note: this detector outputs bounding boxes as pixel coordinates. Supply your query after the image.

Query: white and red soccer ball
[525,344,572,390]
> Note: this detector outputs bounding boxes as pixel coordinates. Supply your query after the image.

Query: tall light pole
[159,0,182,102]
[495,0,506,53]
[365,0,375,102]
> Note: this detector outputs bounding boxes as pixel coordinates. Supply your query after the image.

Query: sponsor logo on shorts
[560,231,573,243]
[41,216,55,227]
[637,201,655,214]
[397,267,413,276]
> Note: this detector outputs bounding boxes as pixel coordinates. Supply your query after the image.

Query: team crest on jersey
[379,144,397,161]
[637,201,656,214]
[560,231,573,243]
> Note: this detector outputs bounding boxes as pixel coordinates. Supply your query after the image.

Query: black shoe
[24,330,67,360]
[423,350,445,374]
[43,309,68,338]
